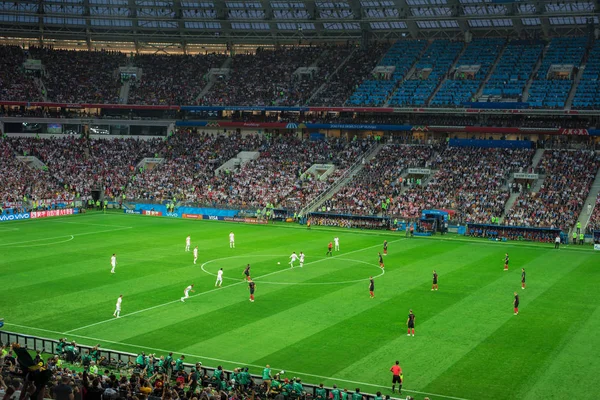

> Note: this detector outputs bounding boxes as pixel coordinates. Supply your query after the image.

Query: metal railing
[0,331,390,400]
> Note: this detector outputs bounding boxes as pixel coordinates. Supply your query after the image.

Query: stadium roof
[0,0,598,50]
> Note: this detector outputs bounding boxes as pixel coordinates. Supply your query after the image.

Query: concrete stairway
[565,65,585,110]
[522,42,550,102]
[195,57,232,103]
[573,165,600,232]
[425,42,468,106]
[531,148,545,170]
[474,40,509,100]
[298,142,383,216]
[306,47,357,105]
[119,80,131,104]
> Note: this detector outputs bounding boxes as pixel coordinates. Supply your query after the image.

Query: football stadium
[1,1,600,400]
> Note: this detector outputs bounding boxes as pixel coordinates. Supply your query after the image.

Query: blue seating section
[527,36,588,108]
[430,38,505,106]
[572,41,600,109]
[482,40,544,100]
[346,40,426,106]
[388,40,464,106]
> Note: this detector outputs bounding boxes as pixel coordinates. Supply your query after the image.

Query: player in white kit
[334,237,340,251]
[215,268,224,287]
[229,232,235,248]
[299,252,305,268]
[181,284,194,302]
[185,235,191,252]
[289,252,299,268]
[113,295,122,318]
[110,254,117,274]
[193,246,198,264]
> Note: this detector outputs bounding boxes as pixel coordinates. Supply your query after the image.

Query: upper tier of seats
[1,37,600,109]
[482,40,544,101]
[389,40,464,107]
[527,36,588,108]
[431,38,505,107]
[346,40,427,106]
[572,41,600,110]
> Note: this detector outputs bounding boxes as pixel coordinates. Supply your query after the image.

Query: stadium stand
[0,46,41,102]
[8,137,162,200]
[28,47,126,104]
[325,144,436,215]
[125,131,261,203]
[129,53,227,105]
[199,47,326,106]
[0,141,71,208]
[481,40,544,102]
[572,40,600,109]
[504,150,600,230]
[346,40,427,106]
[389,40,464,106]
[392,147,535,223]
[527,36,587,108]
[587,193,600,233]
[309,43,389,106]
[187,136,372,210]
[431,38,505,107]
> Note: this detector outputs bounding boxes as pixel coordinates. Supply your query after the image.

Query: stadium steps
[500,191,521,223]
[119,80,131,104]
[299,142,383,216]
[16,155,47,171]
[195,57,232,103]
[474,40,509,100]
[574,164,600,232]
[35,77,48,102]
[383,41,432,107]
[522,41,550,103]
[307,47,358,105]
[565,64,586,110]
[531,148,545,169]
[425,42,468,107]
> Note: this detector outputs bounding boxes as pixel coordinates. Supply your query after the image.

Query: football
[280,370,285,375]
[277,262,281,265]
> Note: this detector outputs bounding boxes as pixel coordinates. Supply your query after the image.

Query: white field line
[11,235,74,248]
[4,323,470,400]
[64,239,403,334]
[0,226,133,247]
[51,220,133,228]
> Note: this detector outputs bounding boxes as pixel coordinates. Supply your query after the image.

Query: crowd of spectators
[587,194,600,233]
[129,53,227,105]
[309,44,389,107]
[504,150,600,230]
[198,136,372,210]
[199,47,324,106]
[0,342,382,400]
[0,140,72,209]
[325,144,436,215]
[0,46,42,102]
[8,137,162,201]
[125,130,262,203]
[389,147,534,223]
[28,47,126,104]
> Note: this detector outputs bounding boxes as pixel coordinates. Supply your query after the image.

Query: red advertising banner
[30,208,74,219]
[142,210,163,216]
[182,214,202,219]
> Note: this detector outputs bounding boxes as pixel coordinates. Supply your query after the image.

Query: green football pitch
[1,212,599,400]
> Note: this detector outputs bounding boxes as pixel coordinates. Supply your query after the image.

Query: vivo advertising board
[0,212,31,222]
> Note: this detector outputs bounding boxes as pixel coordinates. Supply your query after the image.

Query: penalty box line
[5,322,469,400]
[64,238,403,334]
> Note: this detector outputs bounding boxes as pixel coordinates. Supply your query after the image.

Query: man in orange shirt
[390,360,402,394]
